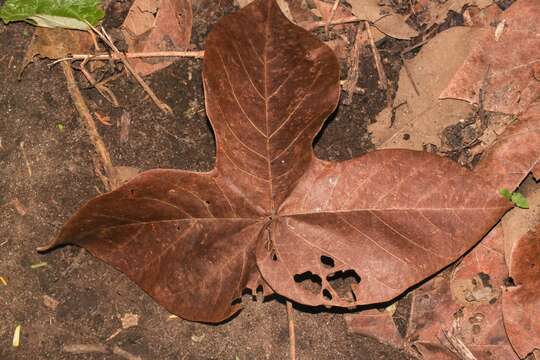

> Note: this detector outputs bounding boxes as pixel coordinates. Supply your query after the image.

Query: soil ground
[0,1,421,358]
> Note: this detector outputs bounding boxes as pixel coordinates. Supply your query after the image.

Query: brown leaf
[22,28,93,70]
[345,308,403,349]
[122,0,192,76]
[441,0,540,115]
[502,182,540,358]
[346,0,418,39]
[348,225,519,359]
[416,0,493,28]
[43,0,540,323]
[370,27,478,150]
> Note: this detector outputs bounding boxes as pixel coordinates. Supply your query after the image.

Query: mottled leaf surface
[441,0,540,115]
[43,0,540,323]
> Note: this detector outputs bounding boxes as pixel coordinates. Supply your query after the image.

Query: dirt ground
[0,1,428,358]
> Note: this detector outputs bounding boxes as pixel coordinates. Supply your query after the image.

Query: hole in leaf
[320,255,335,268]
[230,297,242,306]
[271,253,278,261]
[322,288,332,300]
[205,200,211,205]
[326,269,361,300]
[293,272,322,295]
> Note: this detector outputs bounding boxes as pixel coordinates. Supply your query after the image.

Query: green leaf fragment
[511,192,529,209]
[499,188,529,209]
[499,188,512,200]
[0,0,104,30]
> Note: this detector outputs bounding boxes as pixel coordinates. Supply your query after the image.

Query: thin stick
[286,301,296,360]
[365,21,387,91]
[89,24,173,114]
[63,344,108,354]
[61,61,116,191]
[19,141,32,177]
[304,16,359,31]
[400,55,420,96]
[51,50,205,64]
[325,0,341,34]
[343,23,366,105]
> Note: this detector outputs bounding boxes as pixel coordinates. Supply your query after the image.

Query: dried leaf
[370,27,478,150]
[346,0,417,39]
[502,182,540,358]
[441,0,540,115]
[417,0,493,28]
[22,27,93,70]
[122,0,192,76]
[43,0,540,323]
[345,308,403,348]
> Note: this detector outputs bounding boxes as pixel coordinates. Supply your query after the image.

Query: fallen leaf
[417,0,493,28]
[370,27,479,150]
[345,308,403,348]
[122,0,192,76]
[42,0,540,324]
[348,224,519,359]
[441,0,540,115]
[346,0,418,39]
[22,27,93,70]
[502,180,540,358]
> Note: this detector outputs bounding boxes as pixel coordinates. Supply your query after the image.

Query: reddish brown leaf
[441,0,540,115]
[502,183,540,358]
[42,0,540,323]
[122,0,192,76]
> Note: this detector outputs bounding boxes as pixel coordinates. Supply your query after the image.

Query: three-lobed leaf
[41,0,540,323]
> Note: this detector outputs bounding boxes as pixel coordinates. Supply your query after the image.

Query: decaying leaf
[346,0,418,39]
[348,224,519,359]
[121,0,192,76]
[415,0,493,28]
[502,180,540,358]
[370,27,478,150]
[441,0,540,115]
[41,0,540,323]
[22,27,93,71]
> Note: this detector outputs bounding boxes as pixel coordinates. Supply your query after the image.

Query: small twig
[51,50,205,65]
[325,0,341,34]
[400,55,420,96]
[286,301,296,360]
[76,60,120,106]
[365,21,387,91]
[478,65,492,130]
[343,23,366,105]
[61,61,116,191]
[112,346,142,360]
[401,25,439,57]
[63,344,108,354]
[441,330,477,360]
[304,16,360,31]
[390,101,407,127]
[19,141,32,177]
[88,24,173,114]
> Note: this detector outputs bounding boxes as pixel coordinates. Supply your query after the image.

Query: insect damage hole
[320,255,335,268]
[326,269,361,301]
[293,272,322,295]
